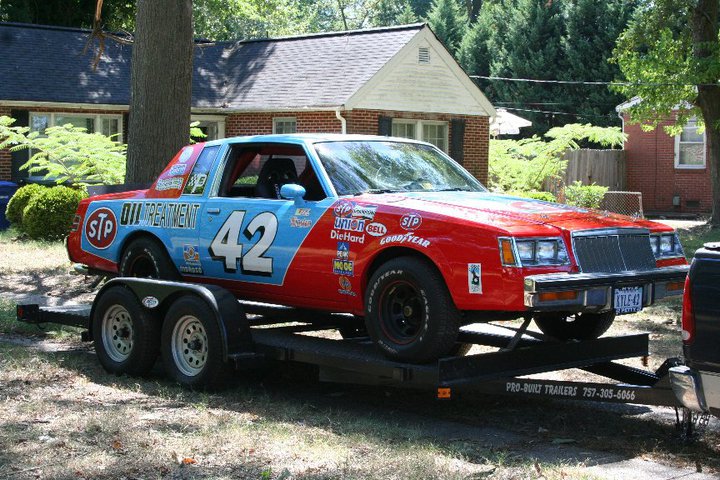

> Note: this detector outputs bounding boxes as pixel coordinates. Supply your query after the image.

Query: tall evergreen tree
[426,0,468,56]
[371,0,418,27]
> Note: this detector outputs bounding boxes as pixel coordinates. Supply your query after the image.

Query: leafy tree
[0,0,134,30]
[489,123,625,192]
[426,0,468,56]
[370,0,418,27]
[612,0,720,223]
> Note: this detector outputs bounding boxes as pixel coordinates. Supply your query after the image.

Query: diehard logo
[400,213,422,231]
[85,207,117,250]
[333,200,354,218]
[365,222,387,237]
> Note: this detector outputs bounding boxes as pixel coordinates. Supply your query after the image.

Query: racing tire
[119,237,180,280]
[92,286,160,376]
[365,256,461,363]
[161,295,233,390]
[534,311,616,341]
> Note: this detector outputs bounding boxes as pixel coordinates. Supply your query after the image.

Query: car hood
[359,191,663,234]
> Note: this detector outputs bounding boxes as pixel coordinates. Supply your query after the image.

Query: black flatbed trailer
[15,277,685,411]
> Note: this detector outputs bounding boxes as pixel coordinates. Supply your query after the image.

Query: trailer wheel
[365,257,460,363]
[534,311,616,341]
[161,295,232,389]
[92,286,160,376]
[119,237,180,280]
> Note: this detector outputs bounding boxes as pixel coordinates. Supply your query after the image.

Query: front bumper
[523,265,688,313]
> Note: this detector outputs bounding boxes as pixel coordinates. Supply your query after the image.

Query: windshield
[313,141,486,196]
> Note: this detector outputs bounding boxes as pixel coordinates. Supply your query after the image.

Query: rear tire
[92,286,160,376]
[161,295,233,390]
[365,256,460,363]
[119,237,180,280]
[534,311,616,341]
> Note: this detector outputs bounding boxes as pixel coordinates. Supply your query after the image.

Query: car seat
[255,158,299,199]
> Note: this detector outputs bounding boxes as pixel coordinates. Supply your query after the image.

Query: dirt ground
[1,231,719,480]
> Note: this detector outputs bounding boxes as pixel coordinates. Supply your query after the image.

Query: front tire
[92,286,160,376]
[161,295,233,389]
[119,237,180,280]
[365,257,460,363]
[534,311,616,341]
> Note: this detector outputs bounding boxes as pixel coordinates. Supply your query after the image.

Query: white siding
[348,31,491,116]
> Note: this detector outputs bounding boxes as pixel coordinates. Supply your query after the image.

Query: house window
[675,117,705,169]
[29,112,123,142]
[191,115,226,142]
[273,117,297,134]
[391,119,448,152]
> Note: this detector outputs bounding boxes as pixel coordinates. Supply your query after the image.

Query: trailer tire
[365,257,460,363]
[119,237,180,280]
[161,295,232,390]
[92,286,160,376]
[534,311,616,341]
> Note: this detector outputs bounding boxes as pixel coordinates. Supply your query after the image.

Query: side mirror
[280,183,306,206]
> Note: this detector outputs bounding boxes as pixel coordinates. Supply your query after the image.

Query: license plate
[614,286,643,314]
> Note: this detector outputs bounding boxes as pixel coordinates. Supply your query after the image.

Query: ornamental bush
[22,186,86,240]
[508,190,557,203]
[5,183,45,227]
[564,181,608,209]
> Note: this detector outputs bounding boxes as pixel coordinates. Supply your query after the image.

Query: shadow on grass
[2,340,718,478]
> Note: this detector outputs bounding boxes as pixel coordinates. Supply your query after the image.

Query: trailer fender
[89,278,253,360]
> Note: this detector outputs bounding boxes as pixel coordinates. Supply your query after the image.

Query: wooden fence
[563,149,626,190]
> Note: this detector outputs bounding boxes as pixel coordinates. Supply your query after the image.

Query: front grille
[573,230,656,273]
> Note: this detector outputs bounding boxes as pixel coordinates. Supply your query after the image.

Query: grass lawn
[0,224,719,479]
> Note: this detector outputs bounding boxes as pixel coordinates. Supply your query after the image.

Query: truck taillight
[681,274,695,345]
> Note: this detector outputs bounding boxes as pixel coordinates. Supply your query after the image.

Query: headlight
[499,237,570,267]
[650,233,684,258]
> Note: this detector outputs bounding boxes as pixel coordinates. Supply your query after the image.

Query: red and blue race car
[68,134,689,363]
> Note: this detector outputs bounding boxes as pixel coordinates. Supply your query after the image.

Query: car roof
[203,133,431,148]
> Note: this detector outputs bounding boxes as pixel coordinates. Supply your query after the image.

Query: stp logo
[333,200,354,218]
[85,207,117,249]
[400,213,422,231]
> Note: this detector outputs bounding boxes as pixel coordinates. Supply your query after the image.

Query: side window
[184,145,220,195]
[219,144,326,201]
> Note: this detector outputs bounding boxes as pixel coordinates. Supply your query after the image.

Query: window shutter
[450,118,465,165]
[9,109,29,182]
[378,116,392,136]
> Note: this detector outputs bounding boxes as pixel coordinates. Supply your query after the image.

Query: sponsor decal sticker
[155,177,184,191]
[120,202,201,229]
[142,296,160,309]
[168,163,187,176]
[179,265,203,275]
[85,207,117,249]
[333,200,354,218]
[334,217,365,232]
[178,146,194,163]
[183,245,201,264]
[333,259,354,276]
[400,212,422,231]
[380,233,431,248]
[185,173,207,194]
[338,276,356,296]
[336,241,350,260]
[365,222,387,237]
[352,205,377,221]
[290,216,312,228]
[294,208,311,217]
[468,263,482,294]
[330,229,365,244]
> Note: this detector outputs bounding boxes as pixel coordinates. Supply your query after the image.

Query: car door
[195,142,337,304]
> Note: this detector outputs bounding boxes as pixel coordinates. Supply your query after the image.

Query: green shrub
[5,184,46,227]
[509,190,557,203]
[564,181,608,209]
[22,186,86,240]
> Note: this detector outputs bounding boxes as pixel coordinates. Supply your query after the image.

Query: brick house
[618,98,711,215]
[0,22,494,184]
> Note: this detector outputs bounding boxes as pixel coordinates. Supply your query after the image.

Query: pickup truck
[670,242,720,416]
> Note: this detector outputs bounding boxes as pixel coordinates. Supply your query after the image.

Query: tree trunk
[692,0,720,224]
[126,0,193,184]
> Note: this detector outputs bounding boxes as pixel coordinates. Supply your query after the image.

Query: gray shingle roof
[0,22,423,110]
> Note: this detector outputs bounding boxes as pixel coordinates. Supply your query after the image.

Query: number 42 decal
[210,210,278,276]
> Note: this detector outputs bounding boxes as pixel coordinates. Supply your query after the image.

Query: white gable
[346,27,495,117]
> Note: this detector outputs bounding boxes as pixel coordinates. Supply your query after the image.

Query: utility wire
[502,106,617,120]
[472,75,716,87]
